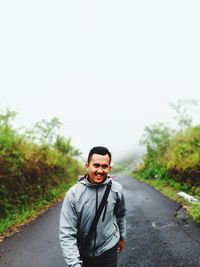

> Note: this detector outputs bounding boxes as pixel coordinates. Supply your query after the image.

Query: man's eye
[94,164,100,168]
[102,165,108,169]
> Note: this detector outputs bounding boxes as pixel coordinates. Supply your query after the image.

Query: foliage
[138,99,200,186]
[33,117,62,146]
[169,99,199,132]
[54,136,81,157]
[0,108,83,222]
[164,125,200,185]
[190,204,200,224]
[140,122,173,158]
[0,181,75,234]
[133,98,200,224]
[0,108,17,128]
[136,162,171,180]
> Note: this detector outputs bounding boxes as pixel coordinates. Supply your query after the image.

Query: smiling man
[60,146,126,267]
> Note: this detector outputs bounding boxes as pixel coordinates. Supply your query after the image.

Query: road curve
[0,175,200,267]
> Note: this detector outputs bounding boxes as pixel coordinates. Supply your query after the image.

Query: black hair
[87,146,112,163]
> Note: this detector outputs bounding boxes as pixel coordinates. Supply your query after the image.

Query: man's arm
[59,189,82,267]
[116,188,126,252]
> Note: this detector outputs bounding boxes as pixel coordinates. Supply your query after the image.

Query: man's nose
[97,166,104,172]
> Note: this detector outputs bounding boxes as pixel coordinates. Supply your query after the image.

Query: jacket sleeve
[116,187,126,240]
[59,188,82,267]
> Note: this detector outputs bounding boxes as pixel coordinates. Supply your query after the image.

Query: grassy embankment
[130,100,200,223]
[0,109,83,238]
[132,123,200,224]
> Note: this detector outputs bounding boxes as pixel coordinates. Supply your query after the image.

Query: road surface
[1,176,200,267]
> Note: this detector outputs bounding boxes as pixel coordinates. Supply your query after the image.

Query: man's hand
[117,239,125,253]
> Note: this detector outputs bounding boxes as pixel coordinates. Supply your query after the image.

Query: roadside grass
[0,181,75,240]
[131,172,200,224]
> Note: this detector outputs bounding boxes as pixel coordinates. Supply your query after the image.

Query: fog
[0,1,200,162]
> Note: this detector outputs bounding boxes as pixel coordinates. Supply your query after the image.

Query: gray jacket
[59,176,126,267]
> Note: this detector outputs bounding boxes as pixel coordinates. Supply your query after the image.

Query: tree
[0,108,17,129]
[140,122,173,160]
[54,136,81,157]
[169,99,199,131]
[34,117,62,146]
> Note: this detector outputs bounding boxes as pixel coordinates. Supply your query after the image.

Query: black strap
[84,180,112,248]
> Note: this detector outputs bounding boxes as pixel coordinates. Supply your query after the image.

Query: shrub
[0,109,83,219]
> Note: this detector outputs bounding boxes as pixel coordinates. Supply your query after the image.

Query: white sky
[0,0,200,162]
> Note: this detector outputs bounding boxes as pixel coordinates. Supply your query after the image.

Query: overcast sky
[0,0,200,162]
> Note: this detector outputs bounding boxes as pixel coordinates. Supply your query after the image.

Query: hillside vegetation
[133,100,200,223]
[0,109,83,234]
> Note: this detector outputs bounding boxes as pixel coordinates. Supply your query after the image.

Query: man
[60,146,126,267]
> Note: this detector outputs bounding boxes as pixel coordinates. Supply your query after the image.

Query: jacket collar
[78,174,111,188]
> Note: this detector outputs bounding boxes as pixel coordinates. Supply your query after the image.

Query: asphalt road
[1,176,200,267]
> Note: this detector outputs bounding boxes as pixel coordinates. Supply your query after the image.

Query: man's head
[85,146,112,184]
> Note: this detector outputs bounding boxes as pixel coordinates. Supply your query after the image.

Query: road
[1,176,200,267]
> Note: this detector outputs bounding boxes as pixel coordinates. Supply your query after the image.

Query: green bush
[165,125,200,185]
[0,109,83,219]
[138,162,171,180]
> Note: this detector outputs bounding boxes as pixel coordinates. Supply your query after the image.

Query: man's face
[85,153,112,184]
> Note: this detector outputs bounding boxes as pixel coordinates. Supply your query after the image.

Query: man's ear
[85,163,89,170]
[109,165,112,172]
